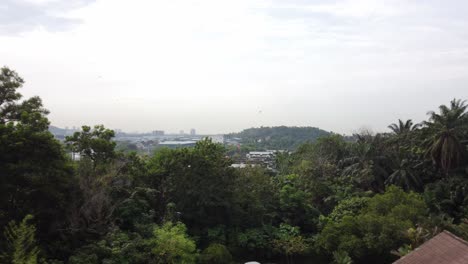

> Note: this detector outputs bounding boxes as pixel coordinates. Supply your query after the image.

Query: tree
[332,250,353,264]
[324,197,369,223]
[199,243,233,264]
[385,159,423,191]
[0,67,74,255]
[148,139,236,233]
[68,228,150,264]
[276,174,320,233]
[147,222,197,264]
[424,176,468,223]
[0,67,48,125]
[0,67,23,120]
[272,223,308,264]
[340,134,391,192]
[388,119,420,135]
[236,225,277,259]
[231,166,278,228]
[317,186,427,262]
[67,147,130,240]
[423,99,468,175]
[66,125,116,166]
[1,215,40,264]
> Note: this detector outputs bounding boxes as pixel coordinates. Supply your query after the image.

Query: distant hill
[48,125,67,135]
[48,126,80,140]
[226,126,331,150]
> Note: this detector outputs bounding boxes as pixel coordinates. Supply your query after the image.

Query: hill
[226,126,331,150]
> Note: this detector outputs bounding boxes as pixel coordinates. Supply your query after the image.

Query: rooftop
[393,231,468,264]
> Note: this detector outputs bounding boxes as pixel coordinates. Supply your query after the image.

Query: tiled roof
[394,231,468,264]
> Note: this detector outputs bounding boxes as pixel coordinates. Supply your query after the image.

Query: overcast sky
[1,0,467,134]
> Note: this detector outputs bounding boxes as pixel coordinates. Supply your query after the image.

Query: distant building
[231,163,257,169]
[179,130,185,135]
[207,135,224,144]
[246,151,275,160]
[159,140,196,148]
[152,130,165,136]
[190,128,196,136]
[393,230,468,264]
[245,150,285,171]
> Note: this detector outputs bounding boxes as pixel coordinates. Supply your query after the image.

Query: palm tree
[424,99,468,175]
[385,159,423,191]
[388,119,420,135]
[340,134,390,192]
[387,119,421,153]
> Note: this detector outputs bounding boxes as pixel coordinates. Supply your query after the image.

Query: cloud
[0,0,94,35]
[1,0,468,133]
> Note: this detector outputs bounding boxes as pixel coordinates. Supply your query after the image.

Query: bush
[199,243,233,264]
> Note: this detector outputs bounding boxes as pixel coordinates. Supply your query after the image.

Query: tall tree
[340,134,391,192]
[0,67,74,254]
[423,99,468,175]
[148,139,236,239]
[388,119,420,135]
[66,125,116,166]
[385,159,423,191]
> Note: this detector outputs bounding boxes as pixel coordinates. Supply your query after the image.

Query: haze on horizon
[1,0,467,135]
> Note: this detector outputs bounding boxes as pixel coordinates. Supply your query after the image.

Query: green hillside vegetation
[1,67,468,263]
[227,126,332,150]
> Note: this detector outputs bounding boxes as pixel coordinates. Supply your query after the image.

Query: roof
[394,231,468,264]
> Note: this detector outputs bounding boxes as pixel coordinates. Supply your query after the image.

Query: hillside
[226,126,331,150]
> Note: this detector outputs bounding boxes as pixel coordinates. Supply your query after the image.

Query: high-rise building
[179,130,185,135]
[190,128,196,136]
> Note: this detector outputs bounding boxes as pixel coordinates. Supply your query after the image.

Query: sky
[1,0,468,134]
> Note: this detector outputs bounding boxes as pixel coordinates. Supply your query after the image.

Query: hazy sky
[1,0,467,134]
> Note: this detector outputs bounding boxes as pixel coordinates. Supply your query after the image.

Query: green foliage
[340,134,391,192]
[423,99,468,174]
[0,66,74,256]
[388,119,420,135]
[147,222,197,264]
[332,250,353,264]
[148,139,236,231]
[276,174,320,233]
[424,176,468,222]
[199,243,233,264]
[272,224,309,263]
[449,219,468,240]
[325,197,369,223]
[0,67,49,126]
[391,244,412,257]
[68,228,149,264]
[67,156,117,239]
[232,167,278,227]
[227,126,331,150]
[237,225,276,253]
[1,215,40,264]
[317,186,427,261]
[385,158,423,191]
[114,187,157,232]
[66,125,116,166]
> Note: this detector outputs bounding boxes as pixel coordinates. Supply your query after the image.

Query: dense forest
[1,66,468,264]
[226,126,331,150]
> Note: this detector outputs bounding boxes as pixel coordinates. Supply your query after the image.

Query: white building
[207,135,224,144]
